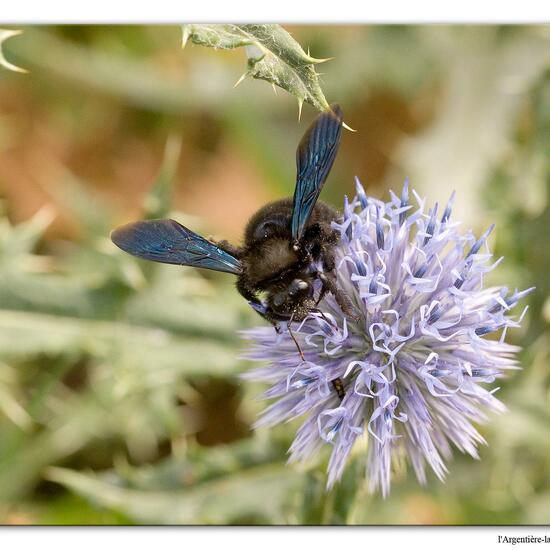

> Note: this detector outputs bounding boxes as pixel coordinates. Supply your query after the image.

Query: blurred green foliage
[0,24,548,525]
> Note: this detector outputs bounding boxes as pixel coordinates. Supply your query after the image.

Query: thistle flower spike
[242,178,532,495]
[441,190,456,224]
[399,177,410,226]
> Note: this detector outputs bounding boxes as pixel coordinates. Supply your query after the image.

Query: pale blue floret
[241,179,531,496]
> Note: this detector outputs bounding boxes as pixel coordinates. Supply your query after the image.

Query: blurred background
[0,24,548,525]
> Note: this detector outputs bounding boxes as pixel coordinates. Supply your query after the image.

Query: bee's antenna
[287,311,305,362]
[311,308,338,330]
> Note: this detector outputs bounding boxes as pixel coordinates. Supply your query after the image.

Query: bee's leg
[257,307,305,362]
[313,263,331,307]
[258,306,306,361]
[321,246,336,272]
[236,275,265,316]
[314,284,328,306]
[247,302,282,336]
[317,271,357,321]
[236,276,304,359]
[260,309,284,335]
[236,277,285,335]
[260,307,302,348]
[310,262,337,313]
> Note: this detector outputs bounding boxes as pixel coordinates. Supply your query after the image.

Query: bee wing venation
[111,219,242,274]
[291,103,343,240]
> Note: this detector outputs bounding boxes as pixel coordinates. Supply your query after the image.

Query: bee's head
[269,276,315,318]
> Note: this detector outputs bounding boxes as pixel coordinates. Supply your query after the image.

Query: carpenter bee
[111,104,352,399]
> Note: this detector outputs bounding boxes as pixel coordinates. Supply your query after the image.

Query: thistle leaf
[46,462,302,524]
[0,29,27,73]
[182,24,330,113]
[0,308,240,374]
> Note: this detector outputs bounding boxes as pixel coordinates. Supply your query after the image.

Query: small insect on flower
[242,178,533,496]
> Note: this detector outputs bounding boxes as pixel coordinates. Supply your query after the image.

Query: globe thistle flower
[242,178,532,496]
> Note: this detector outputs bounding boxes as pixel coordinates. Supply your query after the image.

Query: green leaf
[0,308,239,375]
[50,169,114,239]
[0,207,54,272]
[182,24,331,113]
[143,135,182,220]
[0,30,27,73]
[46,462,302,524]
[399,27,550,228]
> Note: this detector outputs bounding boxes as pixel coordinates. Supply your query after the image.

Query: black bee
[111,104,352,398]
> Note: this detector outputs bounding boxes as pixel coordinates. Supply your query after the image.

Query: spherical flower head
[242,178,532,497]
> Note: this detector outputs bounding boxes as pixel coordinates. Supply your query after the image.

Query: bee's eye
[289,279,308,296]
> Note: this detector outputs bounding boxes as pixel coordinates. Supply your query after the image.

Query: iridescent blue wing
[291,104,343,241]
[111,219,242,275]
